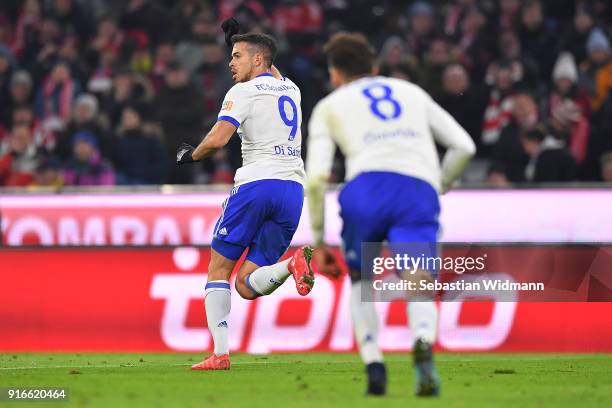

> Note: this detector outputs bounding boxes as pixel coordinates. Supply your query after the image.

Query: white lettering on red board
[149,249,517,352]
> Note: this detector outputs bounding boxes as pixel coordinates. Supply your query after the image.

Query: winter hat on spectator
[74,94,99,116]
[587,28,610,54]
[10,70,33,89]
[552,52,578,83]
[410,1,434,17]
[72,131,99,148]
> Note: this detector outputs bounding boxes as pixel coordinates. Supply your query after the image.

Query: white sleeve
[217,84,251,128]
[306,101,336,179]
[425,94,476,191]
[306,100,336,245]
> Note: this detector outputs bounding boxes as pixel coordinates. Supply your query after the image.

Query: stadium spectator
[378,36,418,81]
[119,0,170,47]
[486,162,511,187]
[601,151,612,182]
[548,53,591,166]
[114,104,165,185]
[30,156,63,188]
[437,64,487,149]
[169,0,207,43]
[20,16,63,81]
[481,59,517,147]
[149,41,176,92]
[62,130,115,186]
[194,39,233,126]
[55,93,113,161]
[517,0,557,81]
[444,0,478,41]
[10,104,48,152]
[154,60,204,183]
[493,93,539,182]
[272,0,322,55]
[34,60,82,134]
[404,1,435,63]
[497,29,541,91]
[2,69,33,130]
[48,0,93,40]
[521,127,576,182]
[10,0,43,59]
[0,45,16,123]
[9,70,33,107]
[580,28,612,114]
[102,69,153,129]
[419,37,453,100]
[0,125,40,186]
[497,0,521,31]
[559,4,595,64]
[455,5,496,80]
[174,11,217,73]
[87,16,125,70]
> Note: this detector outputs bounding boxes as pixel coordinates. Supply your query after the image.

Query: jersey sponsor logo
[218,227,228,236]
[222,101,234,111]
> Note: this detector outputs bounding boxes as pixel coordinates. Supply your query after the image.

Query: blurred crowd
[0,0,611,189]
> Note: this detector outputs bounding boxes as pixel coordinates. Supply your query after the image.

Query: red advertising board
[1,247,611,352]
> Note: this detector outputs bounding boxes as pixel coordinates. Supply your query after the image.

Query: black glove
[176,143,196,165]
[221,17,240,48]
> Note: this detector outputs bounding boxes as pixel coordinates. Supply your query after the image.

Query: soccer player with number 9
[176,19,314,371]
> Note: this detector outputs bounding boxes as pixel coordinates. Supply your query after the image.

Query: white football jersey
[307,76,476,192]
[218,73,305,186]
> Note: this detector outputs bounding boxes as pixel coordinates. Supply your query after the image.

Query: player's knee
[234,278,258,300]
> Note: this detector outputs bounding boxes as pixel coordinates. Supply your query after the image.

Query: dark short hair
[231,33,277,68]
[323,32,375,77]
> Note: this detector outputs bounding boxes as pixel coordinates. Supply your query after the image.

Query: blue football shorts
[338,171,440,276]
[211,179,304,267]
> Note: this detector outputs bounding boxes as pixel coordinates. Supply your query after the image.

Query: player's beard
[234,64,254,83]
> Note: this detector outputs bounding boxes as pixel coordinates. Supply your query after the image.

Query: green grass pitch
[1,353,610,407]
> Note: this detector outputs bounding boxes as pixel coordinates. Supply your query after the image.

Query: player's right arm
[425,94,476,192]
[306,100,335,246]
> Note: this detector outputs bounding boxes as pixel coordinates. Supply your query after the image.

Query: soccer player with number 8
[306,33,476,396]
[176,18,314,371]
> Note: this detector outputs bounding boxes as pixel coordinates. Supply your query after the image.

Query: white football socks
[246,259,291,296]
[204,280,231,356]
[408,301,438,344]
[350,281,384,364]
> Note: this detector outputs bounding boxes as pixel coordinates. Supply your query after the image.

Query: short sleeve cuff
[218,115,240,128]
